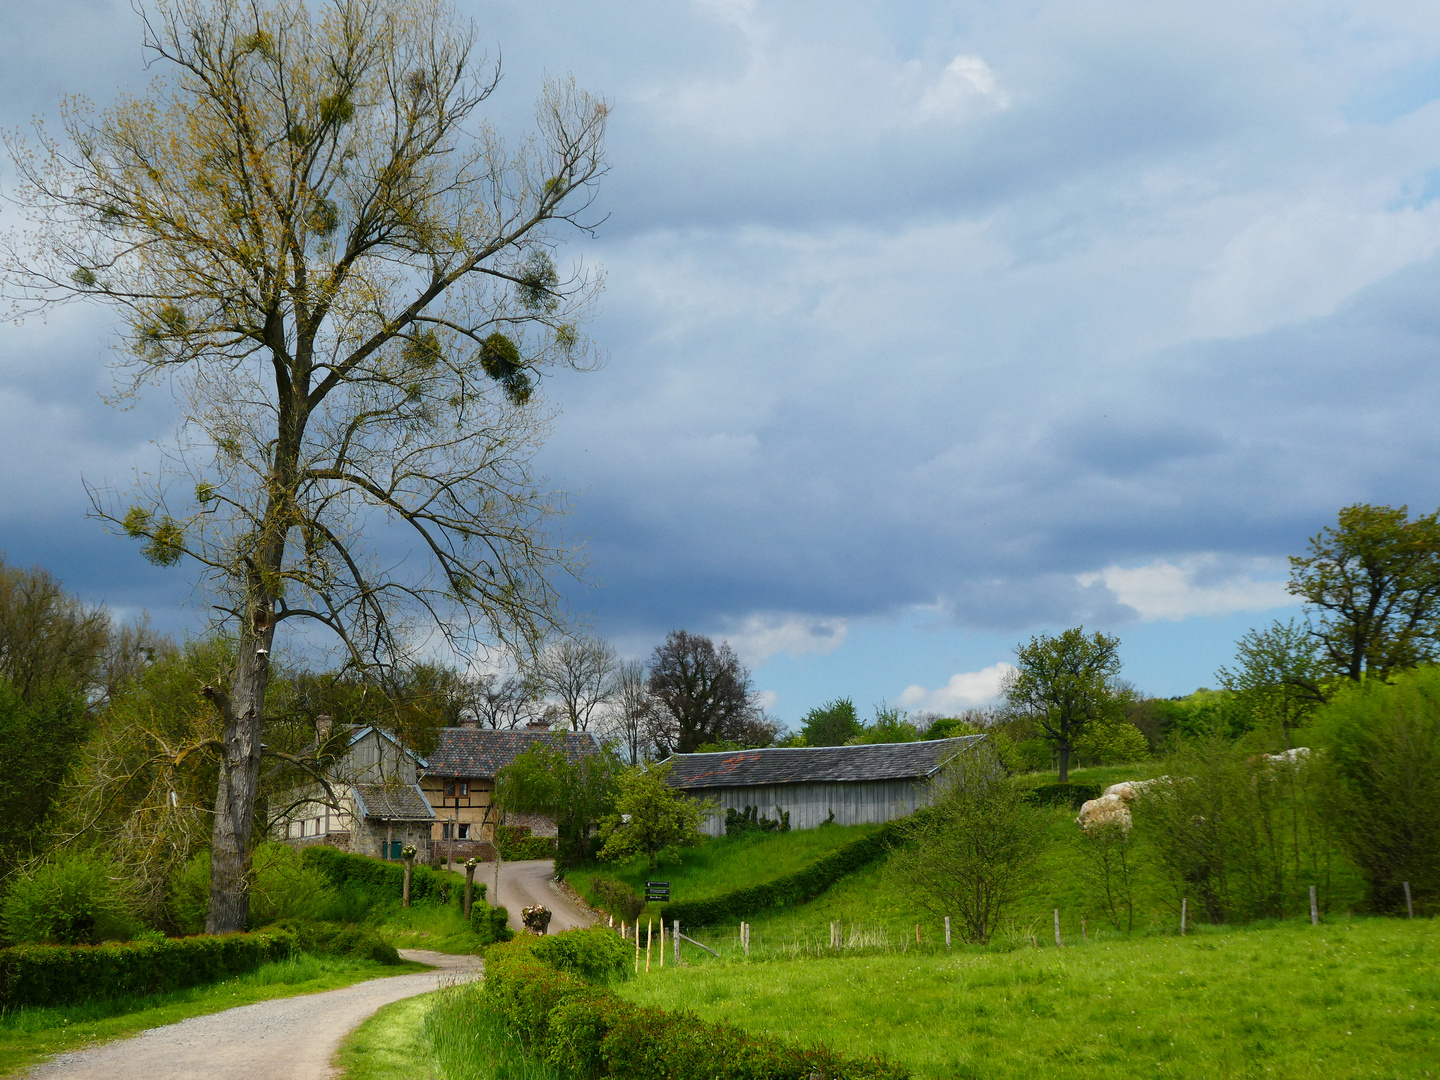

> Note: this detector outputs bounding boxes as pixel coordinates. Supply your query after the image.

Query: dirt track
[23,949,481,1080]
[474,859,593,933]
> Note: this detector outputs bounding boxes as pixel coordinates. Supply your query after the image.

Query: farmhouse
[275,723,436,861]
[419,725,603,862]
[665,735,986,836]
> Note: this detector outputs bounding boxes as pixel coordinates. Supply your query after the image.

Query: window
[458,823,470,840]
[444,780,470,798]
[442,822,472,840]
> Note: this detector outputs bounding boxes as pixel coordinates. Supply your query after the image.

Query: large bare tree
[529,633,617,732]
[3,0,606,931]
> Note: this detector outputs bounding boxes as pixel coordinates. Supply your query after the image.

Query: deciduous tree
[1004,627,1122,782]
[597,761,712,870]
[646,630,775,754]
[3,0,607,931]
[1288,503,1440,683]
[528,634,617,732]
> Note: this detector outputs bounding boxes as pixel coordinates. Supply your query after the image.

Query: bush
[301,845,454,907]
[531,926,631,983]
[268,919,401,964]
[0,929,295,1010]
[661,811,927,926]
[470,901,514,945]
[496,825,559,860]
[170,845,343,932]
[1028,782,1102,808]
[1013,738,1054,773]
[587,876,644,923]
[1,853,138,945]
[1316,669,1440,915]
[1073,721,1151,765]
[478,936,908,1080]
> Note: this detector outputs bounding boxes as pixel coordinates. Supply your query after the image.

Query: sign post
[645,880,670,903]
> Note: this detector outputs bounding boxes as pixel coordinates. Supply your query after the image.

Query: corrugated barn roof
[664,735,986,789]
[424,728,602,779]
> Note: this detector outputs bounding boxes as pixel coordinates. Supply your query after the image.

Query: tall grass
[618,917,1440,1079]
[423,982,562,1080]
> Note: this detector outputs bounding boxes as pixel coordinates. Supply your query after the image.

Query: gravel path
[472,859,594,933]
[24,949,481,1080]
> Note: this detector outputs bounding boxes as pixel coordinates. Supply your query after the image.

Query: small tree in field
[3,0,606,932]
[1075,821,1140,933]
[885,747,1046,944]
[1005,627,1123,781]
[597,762,713,870]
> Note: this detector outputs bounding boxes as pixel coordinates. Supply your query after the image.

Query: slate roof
[663,736,986,790]
[352,782,436,821]
[424,728,602,779]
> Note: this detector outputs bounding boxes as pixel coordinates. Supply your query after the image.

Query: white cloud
[721,613,849,666]
[897,662,1015,713]
[918,54,1011,121]
[1076,557,1297,622]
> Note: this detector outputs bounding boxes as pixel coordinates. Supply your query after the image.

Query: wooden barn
[664,736,986,836]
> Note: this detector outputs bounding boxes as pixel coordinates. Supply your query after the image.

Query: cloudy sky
[5,0,1440,728]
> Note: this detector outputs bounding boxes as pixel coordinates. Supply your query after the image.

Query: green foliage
[1074,820,1140,932]
[470,902,515,945]
[1006,627,1124,780]
[1137,733,1334,923]
[300,846,453,907]
[1289,502,1440,682]
[267,919,401,965]
[1315,668,1440,914]
[1,852,138,946]
[0,928,294,1010]
[1071,719,1150,764]
[530,926,632,983]
[885,752,1048,943]
[496,826,559,860]
[723,805,790,835]
[0,681,88,867]
[919,716,978,740]
[598,761,712,870]
[170,844,342,932]
[799,698,862,746]
[1147,688,1254,743]
[660,815,920,926]
[476,936,908,1080]
[586,876,644,923]
[1011,737,1053,772]
[479,332,533,405]
[1027,782,1102,808]
[848,706,923,745]
[494,738,621,865]
[1217,618,1326,744]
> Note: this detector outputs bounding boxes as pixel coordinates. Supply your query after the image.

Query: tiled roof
[424,728,602,779]
[663,736,986,789]
[352,783,436,821]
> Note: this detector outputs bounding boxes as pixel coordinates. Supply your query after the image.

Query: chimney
[526,718,551,731]
[316,713,334,744]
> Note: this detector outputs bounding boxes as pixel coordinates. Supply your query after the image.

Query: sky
[4,0,1440,729]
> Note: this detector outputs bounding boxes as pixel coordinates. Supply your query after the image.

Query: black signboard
[645,879,670,902]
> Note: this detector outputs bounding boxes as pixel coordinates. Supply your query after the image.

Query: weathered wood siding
[693,779,929,836]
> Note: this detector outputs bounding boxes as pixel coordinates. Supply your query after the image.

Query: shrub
[531,926,631,983]
[477,936,909,1079]
[0,929,295,1010]
[1073,721,1151,765]
[268,919,401,964]
[470,902,514,945]
[587,876,644,923]
[661,811,926,926]
[301,845,453,907]
[1028,782,1102,808]
[1013,738,1054,772]
[1316,669,1440,915]
[170,844,346,932]
[1,853,138,945]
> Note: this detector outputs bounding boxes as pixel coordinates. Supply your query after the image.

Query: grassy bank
[617,917,1440,1079]
[0,952,427,1077]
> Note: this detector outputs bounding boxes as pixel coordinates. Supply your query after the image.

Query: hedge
[269,919,401,965]
[658,813,927,926]
[0,930,295,1010]
[497,825,559,860]
[301,845,454,905]
[1027,782,1102,809]
[481,933,907,1080]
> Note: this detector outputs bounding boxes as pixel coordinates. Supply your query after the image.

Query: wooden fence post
[646,918,653,973]
[742,922,750,957]
[674,919,680,964]
[944,916,951,950]
[659,919,665,968]
[1180,897,1187,935]
[1310,885,1319,926]
[1404,881,1414,919]
[634,922,640,973]
[1054,909,1062,947]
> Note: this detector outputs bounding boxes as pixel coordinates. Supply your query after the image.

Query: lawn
[0,952,428,1077]
[617,917,1440,1079]
[375,895,490,954]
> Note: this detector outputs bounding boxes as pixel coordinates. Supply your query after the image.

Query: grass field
[564,821,879,917]
[617,917,1440,1079]
[0,952,428,1077]
[376,896,489,954]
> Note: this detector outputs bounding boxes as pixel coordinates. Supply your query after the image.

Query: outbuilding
[665,735,986,836]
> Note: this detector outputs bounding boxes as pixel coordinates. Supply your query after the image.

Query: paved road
[471,859,593,933]
[24,949,481,1080]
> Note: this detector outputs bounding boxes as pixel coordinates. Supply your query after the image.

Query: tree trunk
[1058,742,1071,783]
[403,853,414,907]
[204,621,275,934]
